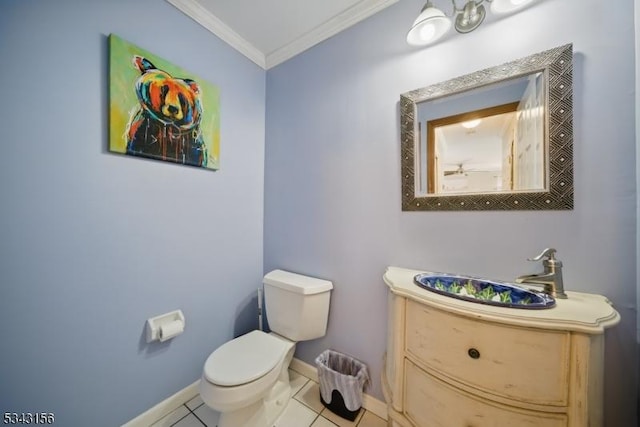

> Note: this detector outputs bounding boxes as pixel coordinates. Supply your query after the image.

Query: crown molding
[166,0,266,69]
[265,0,399,69]
[166,0,398,70]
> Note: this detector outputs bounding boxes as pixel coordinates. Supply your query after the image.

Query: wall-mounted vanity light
[407,0,535,46]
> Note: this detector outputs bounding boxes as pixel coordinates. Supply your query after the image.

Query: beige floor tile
[320,407,364,427]
[172,414,206,427]
[357,411,387,427]
[185,394,204,411]
[294,381,325,413]
[274,398,318,427]
[150,405,190,427]
[311,416,339,427]
[289,368,310,396]
[193,404,220,426]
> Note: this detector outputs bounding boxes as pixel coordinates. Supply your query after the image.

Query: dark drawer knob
[468,348,481,359]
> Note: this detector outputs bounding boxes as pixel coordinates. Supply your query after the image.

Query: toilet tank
[263,270,333,342]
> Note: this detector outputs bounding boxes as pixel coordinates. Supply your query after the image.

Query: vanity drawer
[404,359,567,427]
[405,300,570,406]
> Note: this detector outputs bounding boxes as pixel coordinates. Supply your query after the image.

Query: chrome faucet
[515,248,567,299]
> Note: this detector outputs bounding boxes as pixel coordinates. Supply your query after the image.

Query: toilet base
[218,373,292,427]
[200,333,297,427]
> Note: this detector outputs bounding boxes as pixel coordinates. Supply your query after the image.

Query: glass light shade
[461,119,481,129]
[406,6,452,46]
[490,0,534,14]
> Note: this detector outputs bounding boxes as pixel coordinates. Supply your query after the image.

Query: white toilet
[199,269,333,427]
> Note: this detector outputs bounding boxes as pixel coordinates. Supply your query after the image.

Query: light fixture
[461,118,481,129]
[490,0,533,14]
[455,1,486,33]
[406,1,452,46]
[407,0,535,46]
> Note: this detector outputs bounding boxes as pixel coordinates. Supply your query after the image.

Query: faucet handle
[527,248,557,262]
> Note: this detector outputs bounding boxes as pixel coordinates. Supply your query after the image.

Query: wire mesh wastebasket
[315,349,370,421]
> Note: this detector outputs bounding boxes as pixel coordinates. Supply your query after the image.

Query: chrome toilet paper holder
[146,309,185,343]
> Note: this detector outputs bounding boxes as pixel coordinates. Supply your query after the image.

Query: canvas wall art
[109,34,220,170]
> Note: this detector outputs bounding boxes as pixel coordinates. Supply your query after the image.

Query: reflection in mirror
[417,72,546,195]
[401,44,573,211]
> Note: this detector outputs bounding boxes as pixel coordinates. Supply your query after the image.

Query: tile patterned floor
[150,368,386,427]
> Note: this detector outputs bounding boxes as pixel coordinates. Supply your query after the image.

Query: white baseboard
[289,358,388,421]
[289,357,320,381]
[121,380,200,427]
[122,357,388,426]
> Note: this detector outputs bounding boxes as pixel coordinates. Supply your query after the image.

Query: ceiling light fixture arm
[407,0,534,46]
[454,0,488,33]
[450,0,484,14]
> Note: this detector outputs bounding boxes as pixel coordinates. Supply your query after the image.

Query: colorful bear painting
[109,34,220,170]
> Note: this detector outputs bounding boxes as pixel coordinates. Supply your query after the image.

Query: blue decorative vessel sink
[414,273,555,309]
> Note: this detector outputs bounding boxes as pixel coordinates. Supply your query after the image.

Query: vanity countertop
[384,266,620,334]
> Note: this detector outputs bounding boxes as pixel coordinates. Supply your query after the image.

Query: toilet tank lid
[264,269,333,295]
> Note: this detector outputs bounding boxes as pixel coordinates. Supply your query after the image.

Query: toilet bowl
[199,330,295,427]
[199,270,333,427]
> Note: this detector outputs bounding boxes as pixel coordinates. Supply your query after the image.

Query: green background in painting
[108,34,220,170]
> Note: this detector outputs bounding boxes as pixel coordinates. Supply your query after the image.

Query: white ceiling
[166,0,399,69]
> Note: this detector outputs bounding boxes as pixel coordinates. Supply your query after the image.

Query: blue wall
[636,2,640,406]
[265,0,637,425]
[0,0,265,425]
[1,0,637,425]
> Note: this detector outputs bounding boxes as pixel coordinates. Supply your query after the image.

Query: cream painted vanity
[382,267,620,427]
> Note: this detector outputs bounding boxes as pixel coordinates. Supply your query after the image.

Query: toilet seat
[204,330,289,386]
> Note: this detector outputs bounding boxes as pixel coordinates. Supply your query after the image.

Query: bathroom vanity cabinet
[382,267,620,427]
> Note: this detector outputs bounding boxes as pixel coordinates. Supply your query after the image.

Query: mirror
[420,73,545,195]
[401,44,573,211]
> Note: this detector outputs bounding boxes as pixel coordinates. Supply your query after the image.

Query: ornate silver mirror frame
[400,44,573,211]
